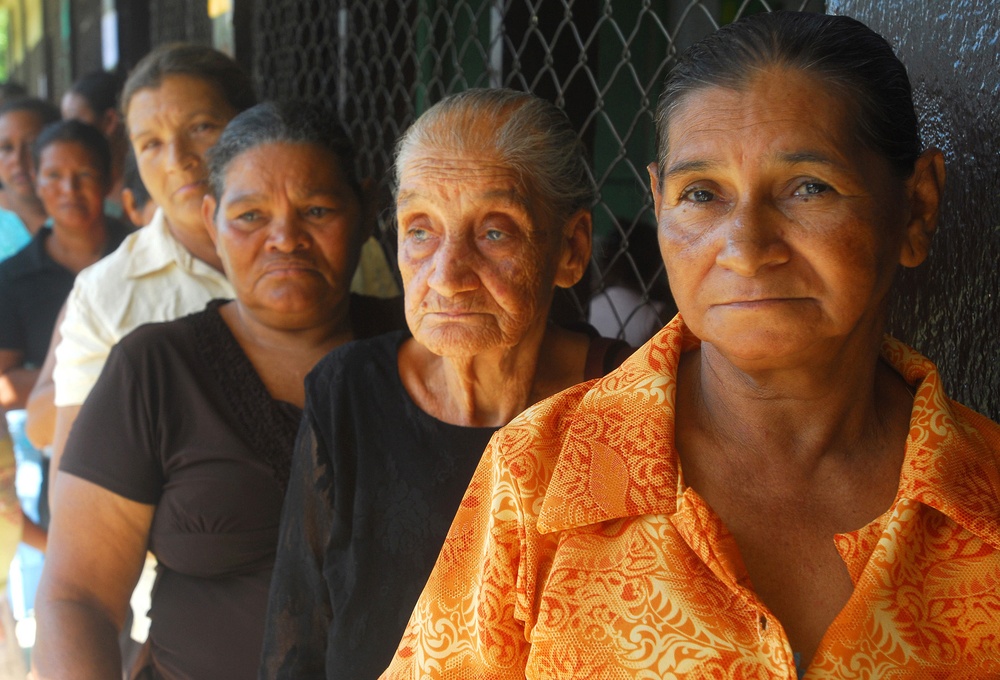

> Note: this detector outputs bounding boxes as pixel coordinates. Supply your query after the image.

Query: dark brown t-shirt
[61,293,404,679]
[62,300,301,679]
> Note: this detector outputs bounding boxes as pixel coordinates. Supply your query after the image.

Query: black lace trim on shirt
[189,299,301,492]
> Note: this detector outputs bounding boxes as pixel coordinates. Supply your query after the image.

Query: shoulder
[112,311,203,363]
[489,326,684,529]
[348,293,407,339]
[491,379,596,482]
[75,226,146,287]
[0,230,44,281]
[948,400,1000,475]
[103,216,134,252]
[307,330,407,398]
[66,225,175,327]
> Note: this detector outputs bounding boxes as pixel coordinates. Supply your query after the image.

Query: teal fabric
[0,209,30,262]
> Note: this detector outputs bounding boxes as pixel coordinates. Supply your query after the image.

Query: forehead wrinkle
[401,155,514,180]
[480,187,530,211]
[397,155,529,208]
[666,150,846,180]
[776,150,852,174]
[128,107,222,140]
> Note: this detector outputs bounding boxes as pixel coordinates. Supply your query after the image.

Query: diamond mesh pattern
[253,0,825,342]
[151,0,213,46]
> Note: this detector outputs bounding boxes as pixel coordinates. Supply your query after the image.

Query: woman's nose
[267,213,309,252]
[427,238,479,296]
[164,136,196,172]
[16,142,32,169]
[714,200,791,276]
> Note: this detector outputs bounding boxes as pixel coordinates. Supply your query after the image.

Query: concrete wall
[829,0,1000,420]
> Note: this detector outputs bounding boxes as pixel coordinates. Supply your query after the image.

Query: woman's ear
[899,148,945,268]
[201,194,219,247]
[648,162,663,219]
[100,108,122,141]
[554,208,593,289]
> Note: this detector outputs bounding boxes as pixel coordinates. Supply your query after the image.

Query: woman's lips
[714,297,810,309]
[172,179,208,198]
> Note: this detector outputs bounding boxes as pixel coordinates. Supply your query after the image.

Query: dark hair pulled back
[655,11,921,180]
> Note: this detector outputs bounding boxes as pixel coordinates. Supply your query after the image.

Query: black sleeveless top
[261,330,632,679]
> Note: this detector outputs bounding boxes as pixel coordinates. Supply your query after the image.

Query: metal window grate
[253,0,824,343]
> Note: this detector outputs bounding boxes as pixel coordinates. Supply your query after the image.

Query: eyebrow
[481,188,531,211]
[777,150,843,168]
[129,110,224,140]
[223,191,265,206]
[663,151,846,181]
[224,187,349,205]
[662,159,715,180]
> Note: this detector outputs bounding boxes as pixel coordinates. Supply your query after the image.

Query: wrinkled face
[35,140,107,232]
[205,142,364,328]
[396,144,561,357]
[651,68,911,365]
[60,92,99,127]
[127,74,237,236]
[0,110,46,198]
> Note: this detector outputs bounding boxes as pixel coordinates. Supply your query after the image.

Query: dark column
[71,0,104,78]
[116,0,151,74]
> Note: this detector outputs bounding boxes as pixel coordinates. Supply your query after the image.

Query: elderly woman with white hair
[261,88,630,680]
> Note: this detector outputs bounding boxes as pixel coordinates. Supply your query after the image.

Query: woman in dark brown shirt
[32,101,402,680]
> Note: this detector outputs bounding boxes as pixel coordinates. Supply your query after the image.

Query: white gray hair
[395,88,595,225]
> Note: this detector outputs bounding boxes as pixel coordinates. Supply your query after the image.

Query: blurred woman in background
[60,71,129,221]
[0,98,60,260]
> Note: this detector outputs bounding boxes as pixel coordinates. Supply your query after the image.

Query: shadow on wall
[830,0,1000,420]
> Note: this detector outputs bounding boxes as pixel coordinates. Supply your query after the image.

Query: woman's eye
[794,181,831,196]
[192,122,215,134]
[681,187,716,203]
[408,227,429,241]
[306,206,332,219]
[484,228,505,241]
[141,140,160,152]
[237,211,259,223]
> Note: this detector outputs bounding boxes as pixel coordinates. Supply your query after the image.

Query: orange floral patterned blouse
[382,316,1000,679]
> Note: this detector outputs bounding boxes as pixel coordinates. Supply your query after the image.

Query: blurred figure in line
[0,120,130,534]
[47,43,255,506]
[0,98,60,260]
[61,71,130,223]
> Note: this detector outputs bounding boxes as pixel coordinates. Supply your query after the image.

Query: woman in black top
[33,101,403,680]
[262,88,630,680]
[0,120,128,412]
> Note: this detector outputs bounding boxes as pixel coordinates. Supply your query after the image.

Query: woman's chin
[414,325,505,359]
[702,329,828,370]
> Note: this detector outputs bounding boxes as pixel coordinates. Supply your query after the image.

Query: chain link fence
[253,0,824,343]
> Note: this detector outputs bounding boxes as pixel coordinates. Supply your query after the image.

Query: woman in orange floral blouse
[383,11,1000,680]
